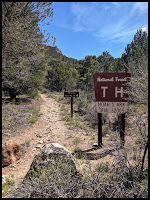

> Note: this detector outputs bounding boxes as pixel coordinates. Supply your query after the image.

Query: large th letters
[101,86,123,98]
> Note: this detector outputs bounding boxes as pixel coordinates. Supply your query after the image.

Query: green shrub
[77,97,97,128]
[135,138,142,144]
[91,136,96,140]
[102,125,111,136]
[2,174,15,197]
[28,89,39,98]
[73,137,81,144]
[96,162,109,172]
[73,148,85,159]
[13,155,82,198]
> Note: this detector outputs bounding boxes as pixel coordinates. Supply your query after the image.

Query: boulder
[16,143,82,198]
[24,142,79,180]
[2,140,20,167]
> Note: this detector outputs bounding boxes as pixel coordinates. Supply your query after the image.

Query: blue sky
[40,2,148,60]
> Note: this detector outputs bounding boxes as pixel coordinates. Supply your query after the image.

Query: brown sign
[64,92,79,97]
[93,73,131,102]
[93,73,131,113]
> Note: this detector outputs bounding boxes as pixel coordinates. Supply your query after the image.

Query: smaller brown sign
[64,92,79,97]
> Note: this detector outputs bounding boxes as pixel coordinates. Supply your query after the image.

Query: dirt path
[2,93,119,185]
[2,93,69,184]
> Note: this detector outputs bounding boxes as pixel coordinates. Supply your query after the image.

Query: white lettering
[98,102,110,107]
[115,87,123,98]
[116,102,125,106]
[96,102,128,113]
[97,77,114,82]
[115,77,127,82]
[101,86,108,97]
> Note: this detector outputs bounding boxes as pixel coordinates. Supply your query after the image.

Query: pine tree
[2,2,54,99]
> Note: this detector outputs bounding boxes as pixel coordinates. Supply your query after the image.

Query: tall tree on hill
[97,51,114,72]
[78,56,96,91]
[121,29,148,66]
[121,29,148,104]
[2,2,55,99]
[134,29,148,56]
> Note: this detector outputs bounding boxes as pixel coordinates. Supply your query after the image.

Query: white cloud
[111,29,138,42]
[141,27,147,32]
[69,2,147,43]
[94,25,138,43]
[131,2,148,15]
[70,2,101,32]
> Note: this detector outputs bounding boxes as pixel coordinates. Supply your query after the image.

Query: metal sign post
[120,113,125,147]
[98,113,102,146]
[71,96,73,118]
[64,92,79,118]
[93,73,131,147]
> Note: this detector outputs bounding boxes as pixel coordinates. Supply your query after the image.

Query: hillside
[45,45,78,63]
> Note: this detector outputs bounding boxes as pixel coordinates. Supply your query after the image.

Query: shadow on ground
[2,97,32,104]
[72,146,121,160]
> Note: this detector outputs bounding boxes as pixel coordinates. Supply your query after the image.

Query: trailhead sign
[64,91,79,97]
[93,73,131,114]
[64,91,79,118]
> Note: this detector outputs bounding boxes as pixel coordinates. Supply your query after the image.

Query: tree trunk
[9,91,17,100]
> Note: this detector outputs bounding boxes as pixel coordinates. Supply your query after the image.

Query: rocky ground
[2,92,148,197]
[2,93,118,183]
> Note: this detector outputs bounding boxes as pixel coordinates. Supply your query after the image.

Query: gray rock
[38,140,43,144]
[93,142,98,147]
[25,143,77,177]
[18,143,82,198]
[35,144,42,149]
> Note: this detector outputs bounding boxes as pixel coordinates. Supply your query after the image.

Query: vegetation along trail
[2,92,123,187]
[2,93,72,185]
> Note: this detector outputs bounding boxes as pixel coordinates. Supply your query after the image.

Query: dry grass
[2,94,42,139]
[2,91,148,198]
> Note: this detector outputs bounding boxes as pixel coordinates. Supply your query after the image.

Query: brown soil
[2,93,146,187]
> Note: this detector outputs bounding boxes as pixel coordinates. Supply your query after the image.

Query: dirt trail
[2,93,118,185]
[2,93,71,183]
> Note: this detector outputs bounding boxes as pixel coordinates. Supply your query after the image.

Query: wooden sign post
[64,92,79,118]
[93,73,131,147]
